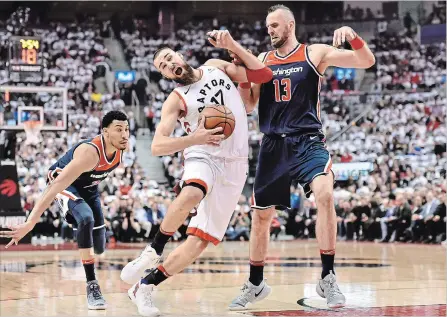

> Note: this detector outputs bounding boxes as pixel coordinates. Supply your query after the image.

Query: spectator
[117,199,142,242]
[409,195,425,242]
[226,207,250,241]
[432,193,446,242]
[144,201,164,239]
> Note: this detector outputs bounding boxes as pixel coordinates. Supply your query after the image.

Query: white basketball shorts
[181,152,248,245]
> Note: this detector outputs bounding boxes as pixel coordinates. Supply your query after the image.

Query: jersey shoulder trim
[87,135,120,172]
[173,89,188,115]
[99,135,118,165]
[305,45,324,78]
[83,140,101,171]
[273,43,301,60]
[258,52,269,63]
[265,44,306,66]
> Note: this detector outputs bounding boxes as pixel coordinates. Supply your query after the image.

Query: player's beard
[174,63,196,86]
[272,29,289,49]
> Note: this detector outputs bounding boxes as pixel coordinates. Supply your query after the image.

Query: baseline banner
[332,162,374,181]
[0,160,21,211]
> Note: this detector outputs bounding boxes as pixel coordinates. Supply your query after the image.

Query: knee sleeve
[93,227,106,255]
[72,203,95,249]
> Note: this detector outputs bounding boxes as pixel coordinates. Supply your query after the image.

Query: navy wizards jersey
[48,135,123,195]
[258,44,324,135]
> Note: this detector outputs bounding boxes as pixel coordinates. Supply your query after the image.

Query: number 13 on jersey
[273,78,291,102]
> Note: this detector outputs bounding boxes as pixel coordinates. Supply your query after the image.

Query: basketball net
[23,121,43,145]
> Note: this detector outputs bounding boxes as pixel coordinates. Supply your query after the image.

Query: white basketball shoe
[128,280,160,317]
[121,245,161,284]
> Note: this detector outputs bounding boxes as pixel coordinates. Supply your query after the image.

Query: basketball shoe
[128,280,160,317]
[86,280,107,310]
[316,271,346,308]
[228,279,272,310]
[121,245,161,284]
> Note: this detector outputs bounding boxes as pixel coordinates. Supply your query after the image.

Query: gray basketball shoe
[86,280,107,310]
[228,280,271,310]
[316,271,346,308]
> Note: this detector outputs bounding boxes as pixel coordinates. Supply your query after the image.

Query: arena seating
[3,10,445,244]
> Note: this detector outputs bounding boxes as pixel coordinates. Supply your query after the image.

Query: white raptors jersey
[174,65,249,159]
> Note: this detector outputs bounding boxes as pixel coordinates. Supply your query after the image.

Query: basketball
[200,104,236,139]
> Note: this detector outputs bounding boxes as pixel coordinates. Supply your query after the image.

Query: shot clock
[8,36,43,83]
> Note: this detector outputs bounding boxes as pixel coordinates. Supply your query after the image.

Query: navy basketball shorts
[252,132,333,210]
[47,170,105,230]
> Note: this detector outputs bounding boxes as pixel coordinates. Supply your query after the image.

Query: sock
[320,249,335,279]
[82,258,96,282]
[151,228,174,255]
[249,260,264,286]
[141,265,170,286]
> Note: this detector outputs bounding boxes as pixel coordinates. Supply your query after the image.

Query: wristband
[349,36,365,50]
[245,66,273,84]
[239,82,251,89]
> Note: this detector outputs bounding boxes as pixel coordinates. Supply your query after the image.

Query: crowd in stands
[2,7,446,245]
[373,34,446,91]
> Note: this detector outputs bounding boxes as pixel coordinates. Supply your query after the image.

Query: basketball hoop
[23,121,43,145]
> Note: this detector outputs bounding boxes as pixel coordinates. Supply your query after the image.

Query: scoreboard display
[8,36,43,83]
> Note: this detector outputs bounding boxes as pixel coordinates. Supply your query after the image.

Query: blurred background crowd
[0,1,445,246]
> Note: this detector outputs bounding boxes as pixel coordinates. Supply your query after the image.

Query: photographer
[226,206,250,241]
[117,198,142,242]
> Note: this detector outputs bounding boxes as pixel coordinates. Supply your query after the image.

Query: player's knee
[180,185,204,205]
[76,218,94,248]
[77,216,94,232]
[184,235,209,251]
[193,236,209,252]
[315,188,333,209]
[252,209,275,228]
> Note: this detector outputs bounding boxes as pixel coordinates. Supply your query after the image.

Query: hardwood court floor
[0,240,445,316]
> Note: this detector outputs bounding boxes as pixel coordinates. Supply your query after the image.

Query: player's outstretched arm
[0,144,99,248]
[309,26,375,74]
[205,30,273,84]
[236,51,267,113]
[151,92,224,156]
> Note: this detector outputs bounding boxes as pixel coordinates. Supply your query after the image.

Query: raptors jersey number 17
[174,65,249,159]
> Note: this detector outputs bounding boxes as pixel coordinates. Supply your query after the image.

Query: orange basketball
[200,104,236,139]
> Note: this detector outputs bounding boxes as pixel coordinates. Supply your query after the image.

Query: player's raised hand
[207,30,235,50]
[192,115,225,146]
[332,26,357,47]
[0,222,34,248]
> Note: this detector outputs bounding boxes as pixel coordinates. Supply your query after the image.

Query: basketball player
[120,30,273,317]
[0,111,130,310]
[228,5,375,310]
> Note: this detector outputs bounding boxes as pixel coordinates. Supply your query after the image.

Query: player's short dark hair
[267,4,294,18]
[101,110,128,128]
[154,46,172,61]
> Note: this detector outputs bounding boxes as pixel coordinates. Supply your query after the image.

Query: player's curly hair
[101,110,128,128]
